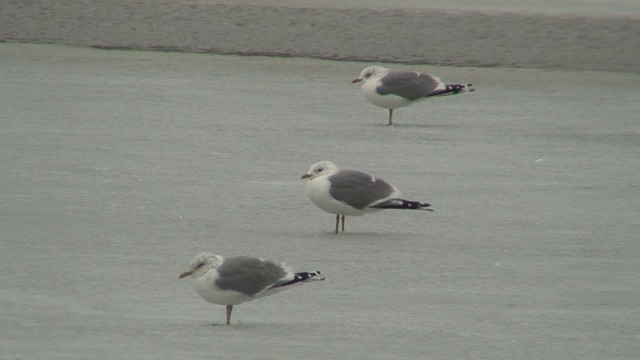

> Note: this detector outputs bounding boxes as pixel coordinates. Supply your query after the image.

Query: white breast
[193,269,252,306]
[361,79,412,110]
[306,175,373,216]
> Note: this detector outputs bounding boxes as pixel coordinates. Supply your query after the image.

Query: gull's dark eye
[316,167,324,173]
[196,262,204,269]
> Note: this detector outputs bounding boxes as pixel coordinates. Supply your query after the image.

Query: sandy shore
[2,0,639,73]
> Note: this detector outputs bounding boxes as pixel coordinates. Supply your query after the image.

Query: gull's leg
[226,305,233,325]
[341,215,345,232]
[334,214,340,234]
[388,109,394,125]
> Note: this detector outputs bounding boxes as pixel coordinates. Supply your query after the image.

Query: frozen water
[1,44,639,359]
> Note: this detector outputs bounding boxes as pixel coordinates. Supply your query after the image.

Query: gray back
[215,256,287,296]
[329,170,395,209]
[377,71,440,101]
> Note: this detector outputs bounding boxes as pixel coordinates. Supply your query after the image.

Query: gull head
[179,252,219,279]
[352,66,389,84]
[301,161,339,180]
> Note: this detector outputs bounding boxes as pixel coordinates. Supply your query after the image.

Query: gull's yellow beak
[301,173,312,179]
[178,270,193,279]
[351,78,362,84]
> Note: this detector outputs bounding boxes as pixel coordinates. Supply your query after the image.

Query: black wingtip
[372,199,433,210]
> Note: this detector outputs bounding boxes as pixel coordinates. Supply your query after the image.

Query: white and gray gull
[352,65,474,125]
[179,252,324,325]
[301,161,433,233]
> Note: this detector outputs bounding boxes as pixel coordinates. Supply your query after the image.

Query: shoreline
[2,0,639,73]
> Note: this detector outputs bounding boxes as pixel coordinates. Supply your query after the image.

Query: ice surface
[1,44,639,360]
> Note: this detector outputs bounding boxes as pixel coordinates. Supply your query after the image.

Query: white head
[301,161,340,180]
[352,66,389,84]
[179,252,220,279]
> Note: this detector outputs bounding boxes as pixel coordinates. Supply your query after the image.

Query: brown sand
[2,0,638,73]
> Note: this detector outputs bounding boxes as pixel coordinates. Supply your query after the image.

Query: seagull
[301,161,433,233]
[179,252,324,325]
[352,65,475,125]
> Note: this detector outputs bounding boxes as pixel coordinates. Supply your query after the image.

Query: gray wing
[377,71,442,101]
[215,256,288,297]
[328,170,396,209]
